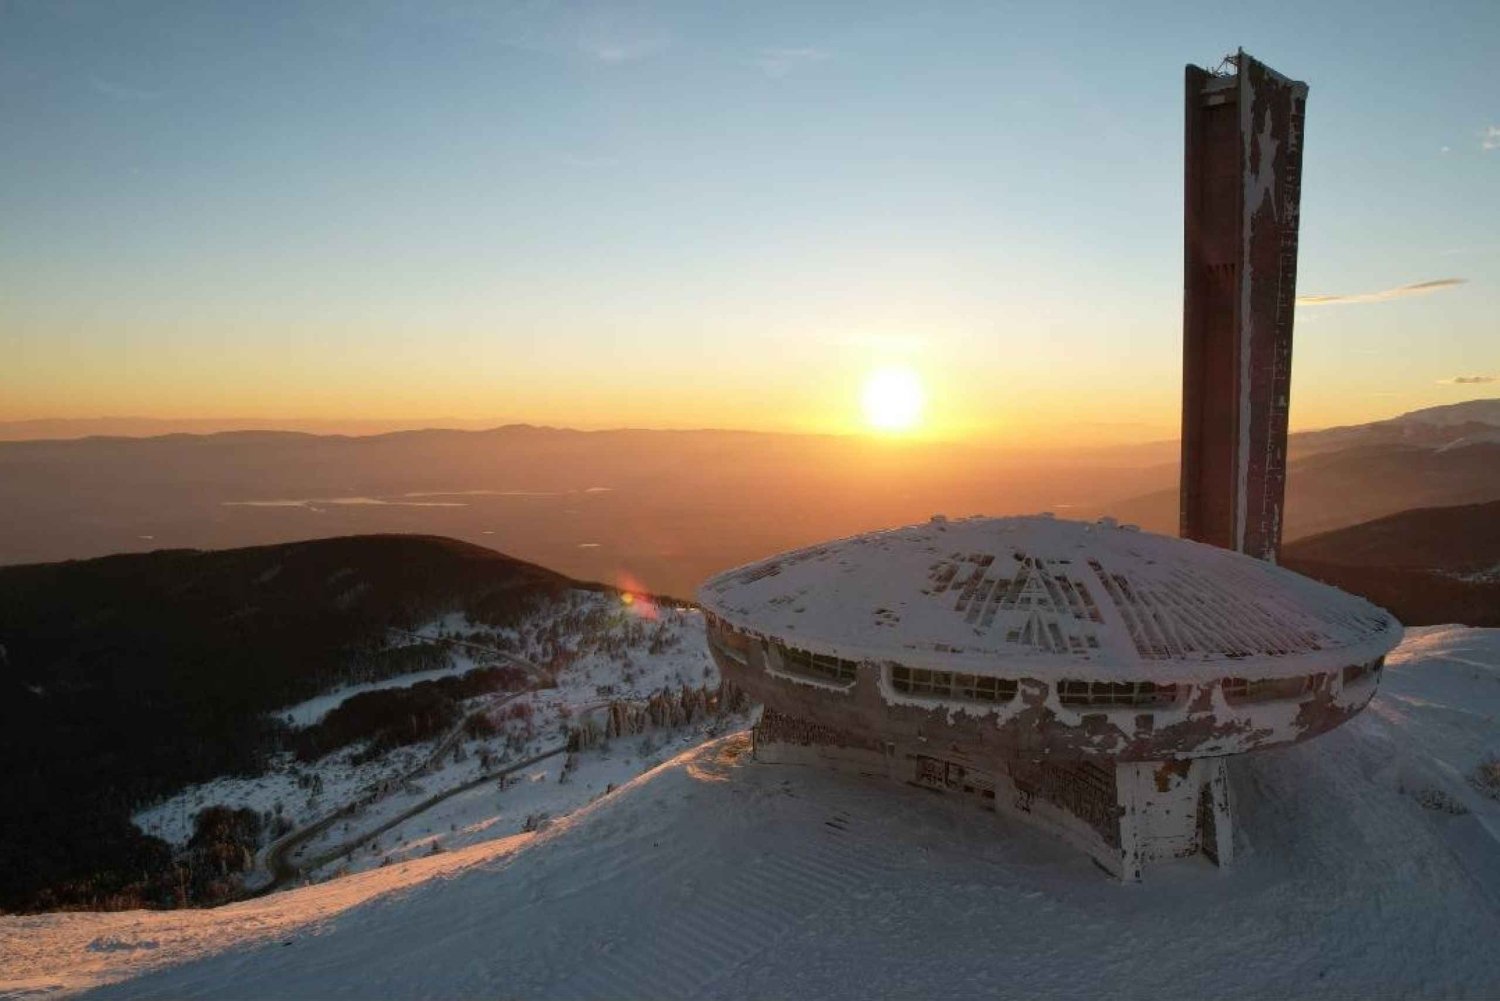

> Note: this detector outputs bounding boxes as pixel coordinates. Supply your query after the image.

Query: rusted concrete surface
[749,701,1239,881]
[1181,51,1307,562]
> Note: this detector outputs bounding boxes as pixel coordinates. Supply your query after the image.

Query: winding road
[260,631,557,891]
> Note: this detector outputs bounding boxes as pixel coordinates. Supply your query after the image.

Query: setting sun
[861,367,926,432]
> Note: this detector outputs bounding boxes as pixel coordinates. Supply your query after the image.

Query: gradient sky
[3,0,1496,444]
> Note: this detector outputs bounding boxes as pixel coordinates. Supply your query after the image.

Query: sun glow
[861,367,926,432]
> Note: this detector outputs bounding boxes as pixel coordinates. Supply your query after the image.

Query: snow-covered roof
[698,515,1402,682]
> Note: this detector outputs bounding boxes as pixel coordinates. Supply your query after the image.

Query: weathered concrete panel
[1182,52,1307,563]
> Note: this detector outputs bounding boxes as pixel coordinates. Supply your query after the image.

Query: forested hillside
[1282,499,1500,628]
[0,536,596,912]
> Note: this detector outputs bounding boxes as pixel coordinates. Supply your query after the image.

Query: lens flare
[615,571,659,619]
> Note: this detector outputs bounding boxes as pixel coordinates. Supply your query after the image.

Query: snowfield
[4,626,1500,999]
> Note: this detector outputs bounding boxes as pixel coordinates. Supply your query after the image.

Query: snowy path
[290,745,567,879]
[264,632,552,886]
[264,688,531,886]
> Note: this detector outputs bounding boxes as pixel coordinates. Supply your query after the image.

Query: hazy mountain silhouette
[1108,399,1500,540]
[1,399,1496,598]
[0,427,1172,596]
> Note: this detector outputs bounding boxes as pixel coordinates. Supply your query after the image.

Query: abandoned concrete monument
[697,52,1405,879]
[700,515,1401,879]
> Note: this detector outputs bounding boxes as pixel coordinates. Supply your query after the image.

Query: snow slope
[5,627,1500,999]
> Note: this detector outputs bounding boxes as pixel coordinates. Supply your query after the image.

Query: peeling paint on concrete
[1182,51,1307,564]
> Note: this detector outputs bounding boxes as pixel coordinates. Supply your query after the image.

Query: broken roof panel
[698,515,1401,682]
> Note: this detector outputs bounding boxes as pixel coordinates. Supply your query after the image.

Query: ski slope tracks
[4,626,1500,999]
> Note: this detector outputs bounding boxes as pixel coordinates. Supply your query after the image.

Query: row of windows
[707,630,748,665]
[1220,675,1315,703]
[775,644,859,685]
[891,665,1018,703]
[1056,680,1180,707]
[708,614,1378,707]
[705,616,751,665]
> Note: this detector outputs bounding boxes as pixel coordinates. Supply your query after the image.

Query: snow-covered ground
[5,626,1500,999]
[275,658,481,729]
[134,744,433,850]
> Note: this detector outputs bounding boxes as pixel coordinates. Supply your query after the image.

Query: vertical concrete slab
[1181,51,1307,563]
[1199,757,1236,866]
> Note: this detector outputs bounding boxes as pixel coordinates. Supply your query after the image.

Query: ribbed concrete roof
[698,515,1402,681]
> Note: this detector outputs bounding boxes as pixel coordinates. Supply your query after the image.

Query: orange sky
[6,320,1492,447]
[4,3,1494,447]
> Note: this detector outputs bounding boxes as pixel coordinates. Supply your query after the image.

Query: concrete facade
[707,603,1381,877]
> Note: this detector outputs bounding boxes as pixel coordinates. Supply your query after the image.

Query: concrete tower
[1181,51,1308,562]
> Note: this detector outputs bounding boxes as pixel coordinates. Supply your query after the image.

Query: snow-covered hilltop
[4,625,1498,999]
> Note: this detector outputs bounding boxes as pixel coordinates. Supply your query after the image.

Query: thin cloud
[1438,375,1496,385]
[1297,278,1467,307]
[579,36,669,63]
[575,12,670,65]
[1484,125,1500,151]
[89,76,164,101]
[558,153,620,168]
[752,47,830,79]
[433,4,669,65]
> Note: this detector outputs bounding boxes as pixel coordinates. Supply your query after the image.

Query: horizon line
[1,395,1496,446]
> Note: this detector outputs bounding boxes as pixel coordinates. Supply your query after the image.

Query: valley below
[4,399,1498,599]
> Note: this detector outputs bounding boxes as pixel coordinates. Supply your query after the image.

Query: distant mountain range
[0,416,516,440]
[0,424,1172,595]
[1,398,1497,597]
[1292,398,1500,454]
[1109,398,1500,541]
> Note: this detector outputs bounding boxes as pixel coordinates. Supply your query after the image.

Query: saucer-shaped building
[699,514,1401,879]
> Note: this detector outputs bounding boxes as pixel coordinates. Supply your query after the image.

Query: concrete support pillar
[1115,758,1234,878]
[1199,757,1235,866]
[1115,767,1147,882]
